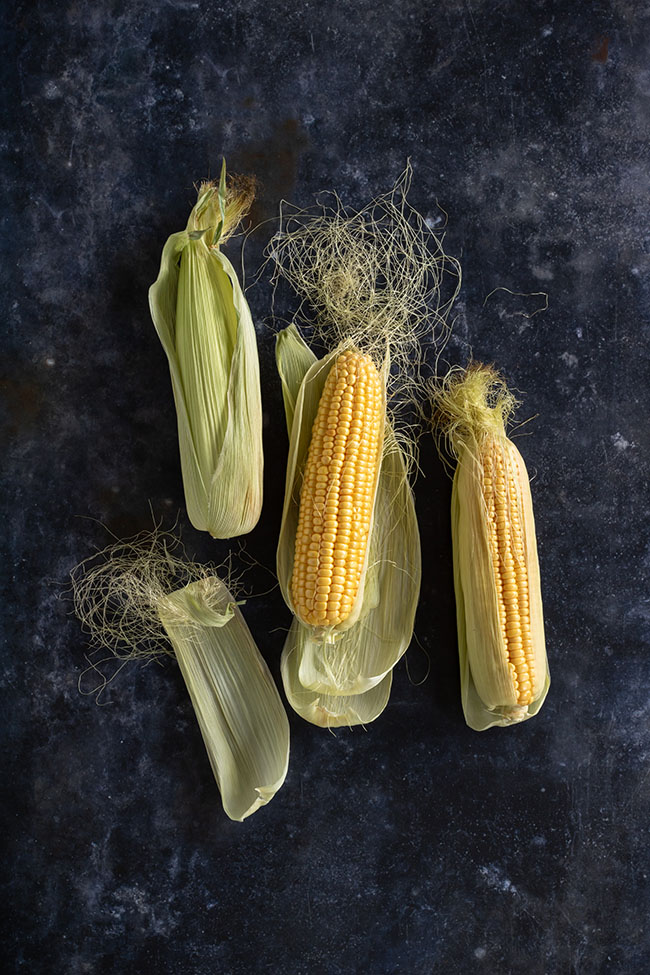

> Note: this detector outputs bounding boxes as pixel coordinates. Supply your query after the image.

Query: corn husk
[434,365,550,730]
[158,577,289,819]
[276,325,421,699]
[71,533,289,820]
[281,618,392,727]
[149,162,263,538]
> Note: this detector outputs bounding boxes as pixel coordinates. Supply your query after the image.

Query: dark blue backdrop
[3,2,649,973]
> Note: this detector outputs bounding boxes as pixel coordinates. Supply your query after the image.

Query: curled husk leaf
[281,618,393,728]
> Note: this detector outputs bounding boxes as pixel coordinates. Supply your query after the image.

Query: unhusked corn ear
[290,349,384,628]
[149,161,263,539]
[434,363,550,730]
[70,532,289,821]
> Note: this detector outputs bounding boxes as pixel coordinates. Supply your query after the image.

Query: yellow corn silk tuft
[71,532,289,821]
[149,160,263,539]
[432,364,550,730]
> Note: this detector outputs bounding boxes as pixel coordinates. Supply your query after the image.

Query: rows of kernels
[482,443,535,706]
[291,350,384,627]
[506,452,534,703]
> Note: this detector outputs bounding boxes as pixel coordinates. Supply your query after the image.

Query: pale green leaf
[158,577,290,820]
[281,618,392,727]
[275,323,317,434]
[149,186,263,538]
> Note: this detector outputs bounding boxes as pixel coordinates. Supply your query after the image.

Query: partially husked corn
[434,363,550,729]
[276,325,422,705]
[290,350,384,628]
[272,170,453,717]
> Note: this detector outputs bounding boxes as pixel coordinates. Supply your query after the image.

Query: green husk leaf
[281,618,392,727]
[149,172,263,538]
[275,326,421,696]
[275,323,317,433]
[158,577,290,819]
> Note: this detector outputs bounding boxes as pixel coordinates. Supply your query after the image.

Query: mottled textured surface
[3,1,650,973]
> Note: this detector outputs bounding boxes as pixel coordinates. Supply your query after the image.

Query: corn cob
[434,364,550,729]
[291,349,384,628]
[481,442,537,705]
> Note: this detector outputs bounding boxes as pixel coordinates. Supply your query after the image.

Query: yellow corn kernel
[290,350,384,627]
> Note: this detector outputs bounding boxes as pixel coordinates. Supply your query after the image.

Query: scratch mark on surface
[592,36,609,63]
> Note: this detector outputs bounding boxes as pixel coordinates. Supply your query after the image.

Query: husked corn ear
[476,438,541,708]
[434,363,550,730]
[291,350,384,628]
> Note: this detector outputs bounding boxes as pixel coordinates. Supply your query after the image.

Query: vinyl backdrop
[3,1,649,973]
